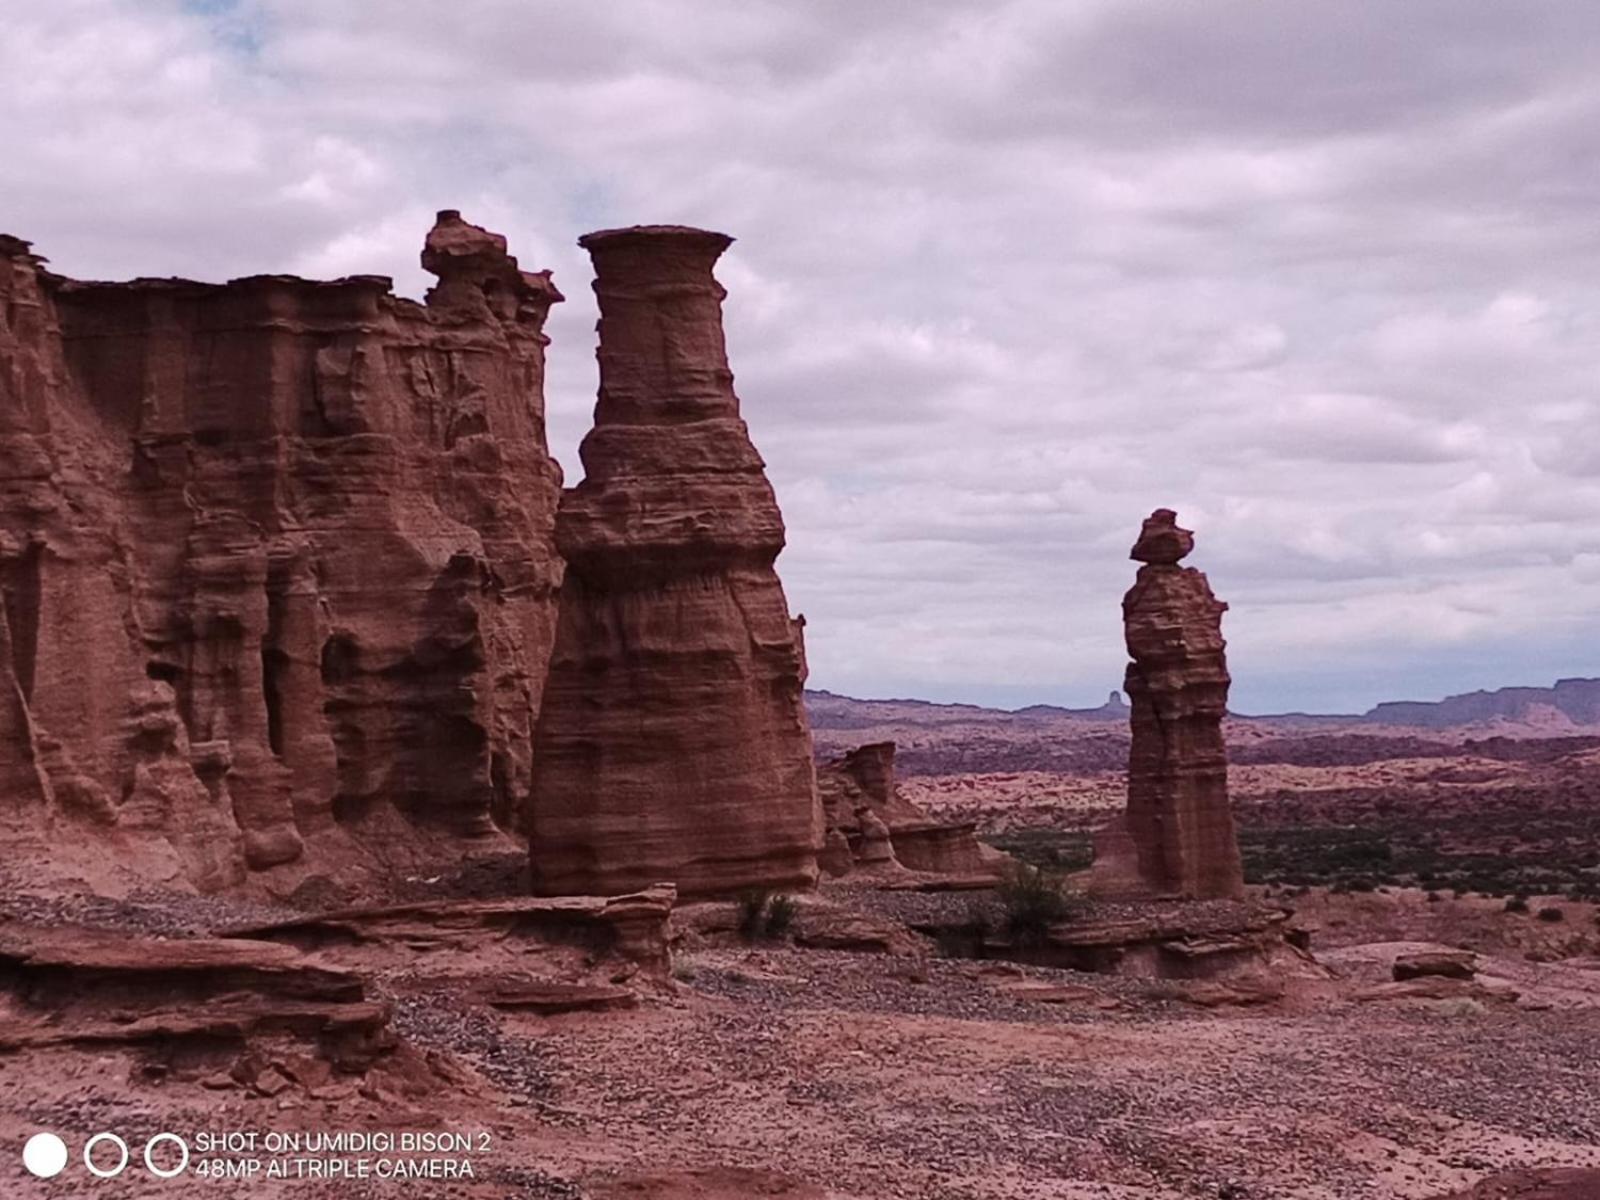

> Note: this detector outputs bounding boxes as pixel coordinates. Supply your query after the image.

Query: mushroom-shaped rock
[528,225,822,898]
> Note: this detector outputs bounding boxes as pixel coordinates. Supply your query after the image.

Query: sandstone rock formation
[920,898,1312,980]
[1119,509,1245,899]
[0,923,393,1066]
[0,213,563,891]
[528,226,821,898]
[816,741,996,877]
[226,884,677,978]
[1393,948,1477,981]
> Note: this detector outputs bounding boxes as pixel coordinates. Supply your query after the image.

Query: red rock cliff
[0,213,563,891]
[528,225,821,897]
[1121,508,1245,899]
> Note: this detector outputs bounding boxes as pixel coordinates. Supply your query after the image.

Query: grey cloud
[5,0,1600,711]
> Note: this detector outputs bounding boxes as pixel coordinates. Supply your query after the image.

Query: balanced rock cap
[577,224,734,252]
[1130,508,1195,565]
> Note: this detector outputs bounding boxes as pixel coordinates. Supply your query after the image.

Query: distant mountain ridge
[1356,677,1600,729]
[807,677,1600,733]
[805,689,1128,731]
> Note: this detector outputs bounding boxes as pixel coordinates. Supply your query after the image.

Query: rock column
[528,226,822,897]
[1122,509,1244,899]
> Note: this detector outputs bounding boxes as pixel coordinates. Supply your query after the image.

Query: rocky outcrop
[1393,948,1477,981]
[0,214,563,890]
[528,226,821,898]
[1119,509,1245,900]
[225,884,677,977]
[0,923,393,1067]
[920,899,1312,980]
[816,741,996,877]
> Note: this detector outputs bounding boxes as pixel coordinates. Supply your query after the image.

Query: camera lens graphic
[83,1132,130,1178]
[22,1133,68,1179]
[144,1133,190,1179]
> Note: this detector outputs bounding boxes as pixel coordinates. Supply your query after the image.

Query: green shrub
[1537,905,1565,923]
[1504,895,1530,913]
[764,894,798,939]
[997,864,1083,946]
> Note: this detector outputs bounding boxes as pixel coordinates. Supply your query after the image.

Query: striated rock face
[816,741,994,877]
[0,923,394,1067]
[0,213,563,891]
[1120,509,1244,900]
[225,884,678,979]
[528,226,821,898]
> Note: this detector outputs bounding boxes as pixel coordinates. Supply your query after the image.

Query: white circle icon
[84,1132,130,1178]
[22,1133,68,1179]
[143,1133,190,1179]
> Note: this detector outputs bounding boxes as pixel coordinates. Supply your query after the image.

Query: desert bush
[735,890,798,941]
[1537,905,1565,923]
[1504,895,1530,913]
[962,902,993,940]
[1237,804,1600,899]
[764,894,798,939]
[671,960,699,983]
[997,864,1084,946]
[736,889,770,941]
[933,902,993,958]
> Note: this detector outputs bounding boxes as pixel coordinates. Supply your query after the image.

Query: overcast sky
[6,0,1599,713]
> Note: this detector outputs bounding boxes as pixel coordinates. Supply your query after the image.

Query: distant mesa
[1357,677,1600,729]
[809,677,1600,736]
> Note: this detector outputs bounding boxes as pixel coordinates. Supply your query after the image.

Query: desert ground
[5,700,1600,1200]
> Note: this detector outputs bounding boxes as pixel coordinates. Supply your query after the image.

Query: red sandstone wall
[0,214,563,891]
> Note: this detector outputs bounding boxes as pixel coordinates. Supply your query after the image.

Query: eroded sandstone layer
[0,213,563,891]
[1121,509,1245,899]
[529,226,821,897]
[817,741,994,877]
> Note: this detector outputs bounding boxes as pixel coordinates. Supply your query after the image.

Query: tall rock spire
[1121,508,1245,899]
[529,225,822,897]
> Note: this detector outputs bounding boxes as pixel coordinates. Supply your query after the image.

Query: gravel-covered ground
[4,880,1600,1199]
[515,940,1600,1200]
